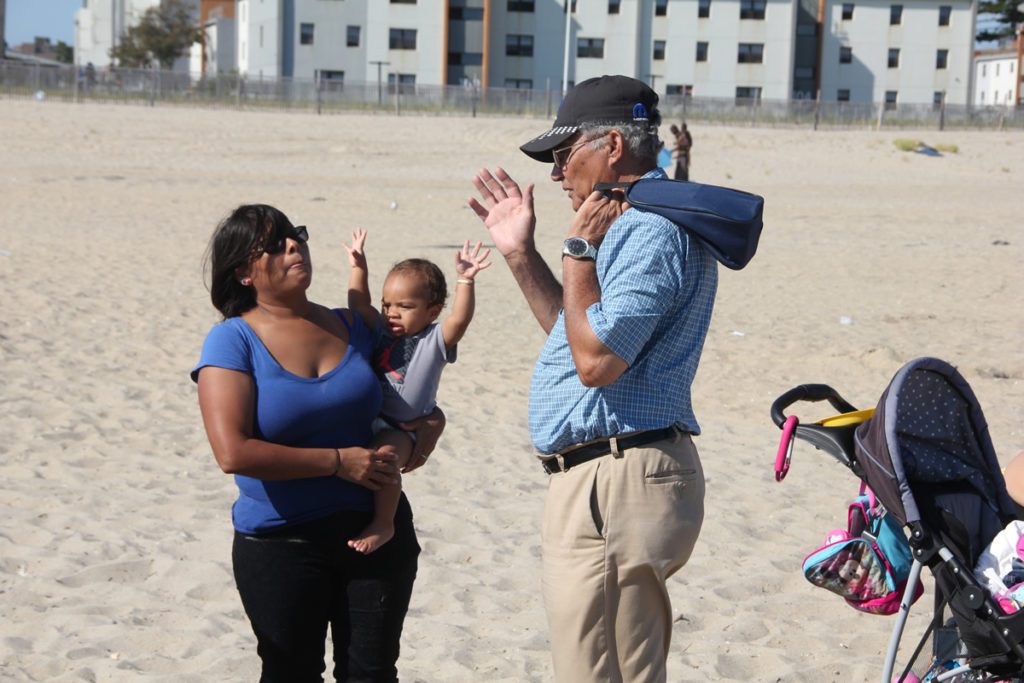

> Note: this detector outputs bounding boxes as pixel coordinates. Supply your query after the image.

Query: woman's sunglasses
[263,225,309,255]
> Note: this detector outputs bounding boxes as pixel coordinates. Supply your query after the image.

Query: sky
[5,0,83,47]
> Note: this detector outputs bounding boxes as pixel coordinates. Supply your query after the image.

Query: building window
[698,0,711,17]
[448,52,482,66]
[837,89,850,101]
[450,7,484,19]
[507,1,534,11]
[885,90,897,109]
[300,23,314,45]
[839,46,852,63]
[655,0,668,16]
[389,28,417,50]
[347,25,360,47]
[890,5,902,25]
[740,0,766,19]
[738,43,764,63]
[736,86,762,103]
[938,5,951,25]
[936,49,948,69]
[320,70,345,82]
[505,78,533,89]
[842,3,854,20]
[666,84,693,97]
[506,34,534,57]
[888,48,899,68]
[653,40,666,60]
[577,38,605,59]
[609,0,621,13]
[696,41,708,62]
[797,23,817,36]
[933,91,944,109]
[795,66,814,79]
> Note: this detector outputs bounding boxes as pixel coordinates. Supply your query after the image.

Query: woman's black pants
[232,495,419,682]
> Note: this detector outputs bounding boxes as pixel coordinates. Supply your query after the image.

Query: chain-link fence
[2,60,1022,130]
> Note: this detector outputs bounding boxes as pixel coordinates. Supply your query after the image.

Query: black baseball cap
[520,75,660,163]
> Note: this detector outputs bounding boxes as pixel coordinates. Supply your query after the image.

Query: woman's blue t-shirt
[191,309,383,535]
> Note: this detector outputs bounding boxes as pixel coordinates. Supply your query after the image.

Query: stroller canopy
[854,358,1016,549]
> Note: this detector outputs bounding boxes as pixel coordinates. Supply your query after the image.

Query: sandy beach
[0,98,1021,682]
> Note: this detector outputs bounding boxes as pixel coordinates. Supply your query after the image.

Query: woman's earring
[240,277,252,286]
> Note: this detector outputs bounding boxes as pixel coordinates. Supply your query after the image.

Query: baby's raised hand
[344,229,368,269]
[454,240,492,281]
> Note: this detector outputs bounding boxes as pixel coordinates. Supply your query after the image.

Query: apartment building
[973,47,1022,106]
[820,0,975,106]
[75,0,979,105]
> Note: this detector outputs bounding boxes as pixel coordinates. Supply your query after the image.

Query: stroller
[772,357,1024,682]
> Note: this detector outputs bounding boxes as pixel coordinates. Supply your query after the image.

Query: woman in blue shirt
[192,204,444,682]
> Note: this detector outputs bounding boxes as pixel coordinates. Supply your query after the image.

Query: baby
[343,229,490,553]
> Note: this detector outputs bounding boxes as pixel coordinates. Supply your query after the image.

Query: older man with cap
[468,75,718,682]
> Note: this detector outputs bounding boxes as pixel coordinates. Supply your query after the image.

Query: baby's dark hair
[388,258,447,308]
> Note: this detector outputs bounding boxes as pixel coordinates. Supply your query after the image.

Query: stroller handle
[770,384,858,428]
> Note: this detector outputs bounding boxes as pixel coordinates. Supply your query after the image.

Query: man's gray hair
[579,121,663,167]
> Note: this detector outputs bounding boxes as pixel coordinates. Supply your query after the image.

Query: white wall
[238,0,282,79]
[820,0,974,104]
[974,53,1020,106]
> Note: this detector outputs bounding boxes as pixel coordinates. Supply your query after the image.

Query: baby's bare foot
[347,521,395,554]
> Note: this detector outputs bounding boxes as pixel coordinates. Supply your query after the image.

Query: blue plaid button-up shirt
[528,169,718,455]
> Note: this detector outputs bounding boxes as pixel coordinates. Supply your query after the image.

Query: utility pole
[370,60,390,105]
[562,0,573,97]
[0,0,7,59]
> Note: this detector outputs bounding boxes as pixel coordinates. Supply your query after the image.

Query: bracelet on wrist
[457,278,474,286]
[332,448,342,477]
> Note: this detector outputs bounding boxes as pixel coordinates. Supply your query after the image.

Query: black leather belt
[541,427,677,474]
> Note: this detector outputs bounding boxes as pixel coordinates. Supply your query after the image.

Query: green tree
[54,40,74,64]
[109,0,202,68]
[977,0,1024,43]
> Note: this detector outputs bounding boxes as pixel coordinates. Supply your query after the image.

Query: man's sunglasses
[551,131,610,168]
[264,225,308,254]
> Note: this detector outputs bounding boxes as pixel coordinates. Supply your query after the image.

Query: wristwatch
[562,237,599,261]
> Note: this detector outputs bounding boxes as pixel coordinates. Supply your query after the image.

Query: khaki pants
[541,432,704,683]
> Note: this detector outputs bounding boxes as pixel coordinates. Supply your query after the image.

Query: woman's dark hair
[204,204,294,319]
[387,258,447,308]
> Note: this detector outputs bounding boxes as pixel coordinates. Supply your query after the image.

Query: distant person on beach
[670,121,693,181]
[468,75,718,682]
[192,204,444,681]
[342,229,490,553]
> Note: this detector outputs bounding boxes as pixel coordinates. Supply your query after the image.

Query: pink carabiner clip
[775,415,798,482]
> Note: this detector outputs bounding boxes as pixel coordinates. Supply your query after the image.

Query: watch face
[566,238,588,256]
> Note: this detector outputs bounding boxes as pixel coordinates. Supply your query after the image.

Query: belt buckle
[541,453,566,474]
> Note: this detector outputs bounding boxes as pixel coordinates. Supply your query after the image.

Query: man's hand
[568,190,629,247]
[398,407,446,473]
[468,167,537,259]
